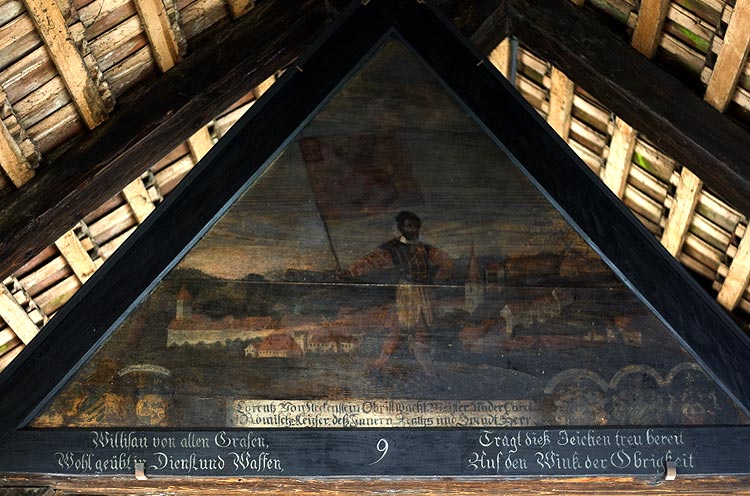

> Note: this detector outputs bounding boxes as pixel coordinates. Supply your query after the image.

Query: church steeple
[175,284,193,320]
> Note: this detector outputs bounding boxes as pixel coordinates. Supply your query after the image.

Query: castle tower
[465,243,484,314]
[175,285,193,320]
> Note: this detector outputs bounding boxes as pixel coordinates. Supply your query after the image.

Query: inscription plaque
[0,427,746,477]
[229,399,541,428]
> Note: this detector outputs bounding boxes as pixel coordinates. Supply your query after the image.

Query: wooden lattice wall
[490,0,750,322]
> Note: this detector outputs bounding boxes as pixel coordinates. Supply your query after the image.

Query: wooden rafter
[661,167,702,257]
[631,0,670,58]
[22,0,110,129]
[0,0,330,283]
[187,126,214,162]
[0,285,37,345]
[719,227,750,311]
[705,0,750,112]
[122,178,156,223]
[507,0,750,214]
[546,67,574,140]
[54,230,96,283]
[601,117,636,199]
[134,0,181,72]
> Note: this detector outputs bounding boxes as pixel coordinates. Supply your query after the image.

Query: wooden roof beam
[507,0,750,214]
[705,0,750,112]
[631,0,670,58]
[22,0,111,129]
[601,117,637,199]
[0,0,330,283]
[134,0,182,72]
[54,230,97,283]
[661,167,703,257]
[546,67,574,141]
[0,285,38,345]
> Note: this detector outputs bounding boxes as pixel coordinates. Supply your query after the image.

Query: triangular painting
[28,38,748,429]
[2,0,750,482]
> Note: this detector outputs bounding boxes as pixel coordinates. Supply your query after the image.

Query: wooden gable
[1,0,750,492]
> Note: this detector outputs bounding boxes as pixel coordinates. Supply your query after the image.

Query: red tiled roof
[258,331,303,353]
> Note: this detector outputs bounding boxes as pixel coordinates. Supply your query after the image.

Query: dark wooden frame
[2,0,750,484]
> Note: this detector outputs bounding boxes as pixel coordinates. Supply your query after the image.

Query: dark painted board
[2,427,750,477]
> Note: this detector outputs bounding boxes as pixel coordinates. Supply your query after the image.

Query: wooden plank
[569,116,607,152]
[254,74,275,98]
[18,255,69,298]
[488,37,511,78]
[88,16,147,72]
[631,0,670,58]
[508,0,750,214]
[153,153,194,194]
[22,0,111,129]
[26,102,84,154]
[0,0,25,25]
[134,0,181,72]
[0,15,41,73]
[104,45,158,96]
[705,0,750,111]
[628,164,669,203]
[179,0,228,39]
[0,343,23,372]
[0,284,38,344]
[213,100,253,138]
[226,0,254,18]
[661,167,702,256]
[121,177,155,223]
[14,75,69,129]
[0,46,56,104]
[718,223,750,310]
[8,427,750,479]
[546,67,574,140]
[0,328,21,355]
[186,125,213,162]
[88,203,137,244]
[601,117,636,198]
[98,225,135,259]
[33,273,80,315]
[53,229,96,283]
[0,0,328,282]
[0,115,33,187]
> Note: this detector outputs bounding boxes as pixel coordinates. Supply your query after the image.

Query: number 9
[369,438,389,465]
